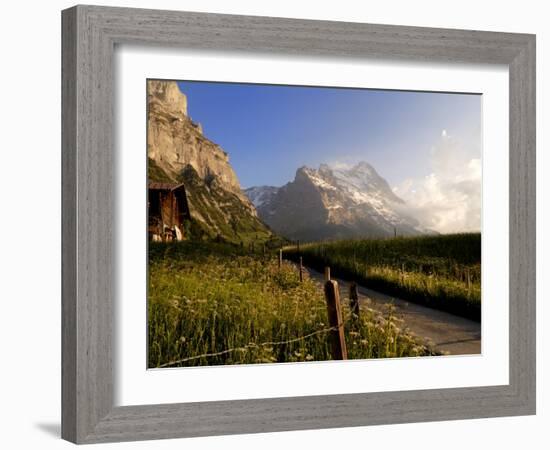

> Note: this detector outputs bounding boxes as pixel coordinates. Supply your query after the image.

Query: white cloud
[393,132,481,234]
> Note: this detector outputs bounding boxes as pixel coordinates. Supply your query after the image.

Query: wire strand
[157,326,337,368]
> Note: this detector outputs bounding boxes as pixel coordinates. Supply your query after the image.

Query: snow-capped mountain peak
[245,162,424,241]
[332,162,404,205]
[244,185,279,208]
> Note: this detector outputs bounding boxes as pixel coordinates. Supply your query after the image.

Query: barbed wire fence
[158,326,338,368]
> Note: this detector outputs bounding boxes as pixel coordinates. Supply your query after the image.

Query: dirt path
[305,266,481,355]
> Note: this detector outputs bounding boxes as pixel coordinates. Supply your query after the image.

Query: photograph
[1,1,541,447]
[147,79,482,368]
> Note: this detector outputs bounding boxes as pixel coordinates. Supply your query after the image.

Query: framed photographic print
[62,5,536,444]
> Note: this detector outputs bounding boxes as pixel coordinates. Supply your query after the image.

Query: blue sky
[176,81,481,190]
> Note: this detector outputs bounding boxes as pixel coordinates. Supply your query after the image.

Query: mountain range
[148,80,428,243]
[245,162,427,241]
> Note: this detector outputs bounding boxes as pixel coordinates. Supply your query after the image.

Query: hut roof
[148,181,185,191]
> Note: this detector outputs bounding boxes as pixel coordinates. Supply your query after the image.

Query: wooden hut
[148,182,190,242]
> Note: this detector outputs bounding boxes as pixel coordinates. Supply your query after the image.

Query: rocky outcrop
[147,80,246,202]
[147,80,270,242]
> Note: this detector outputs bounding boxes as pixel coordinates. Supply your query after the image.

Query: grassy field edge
[284,234,481,322]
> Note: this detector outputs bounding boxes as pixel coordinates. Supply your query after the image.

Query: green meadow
[148,242,437,368]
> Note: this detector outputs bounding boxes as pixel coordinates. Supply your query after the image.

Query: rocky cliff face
[147,80,270,242]
[148,80,245,200]
[246,162,426,241]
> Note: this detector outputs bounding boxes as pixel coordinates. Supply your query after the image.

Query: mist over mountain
[245,162,430,241]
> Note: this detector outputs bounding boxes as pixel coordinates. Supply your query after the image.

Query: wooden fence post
[324,280,348,360]
[299,257,303,282]
[278,249,282,269]
[349,282,360,319]
[324,266,331,281]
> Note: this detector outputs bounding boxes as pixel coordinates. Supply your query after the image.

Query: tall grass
[148,242,436,368]
[284,233,481,321]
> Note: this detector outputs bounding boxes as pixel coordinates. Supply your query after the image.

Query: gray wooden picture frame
[61,5,536,444]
